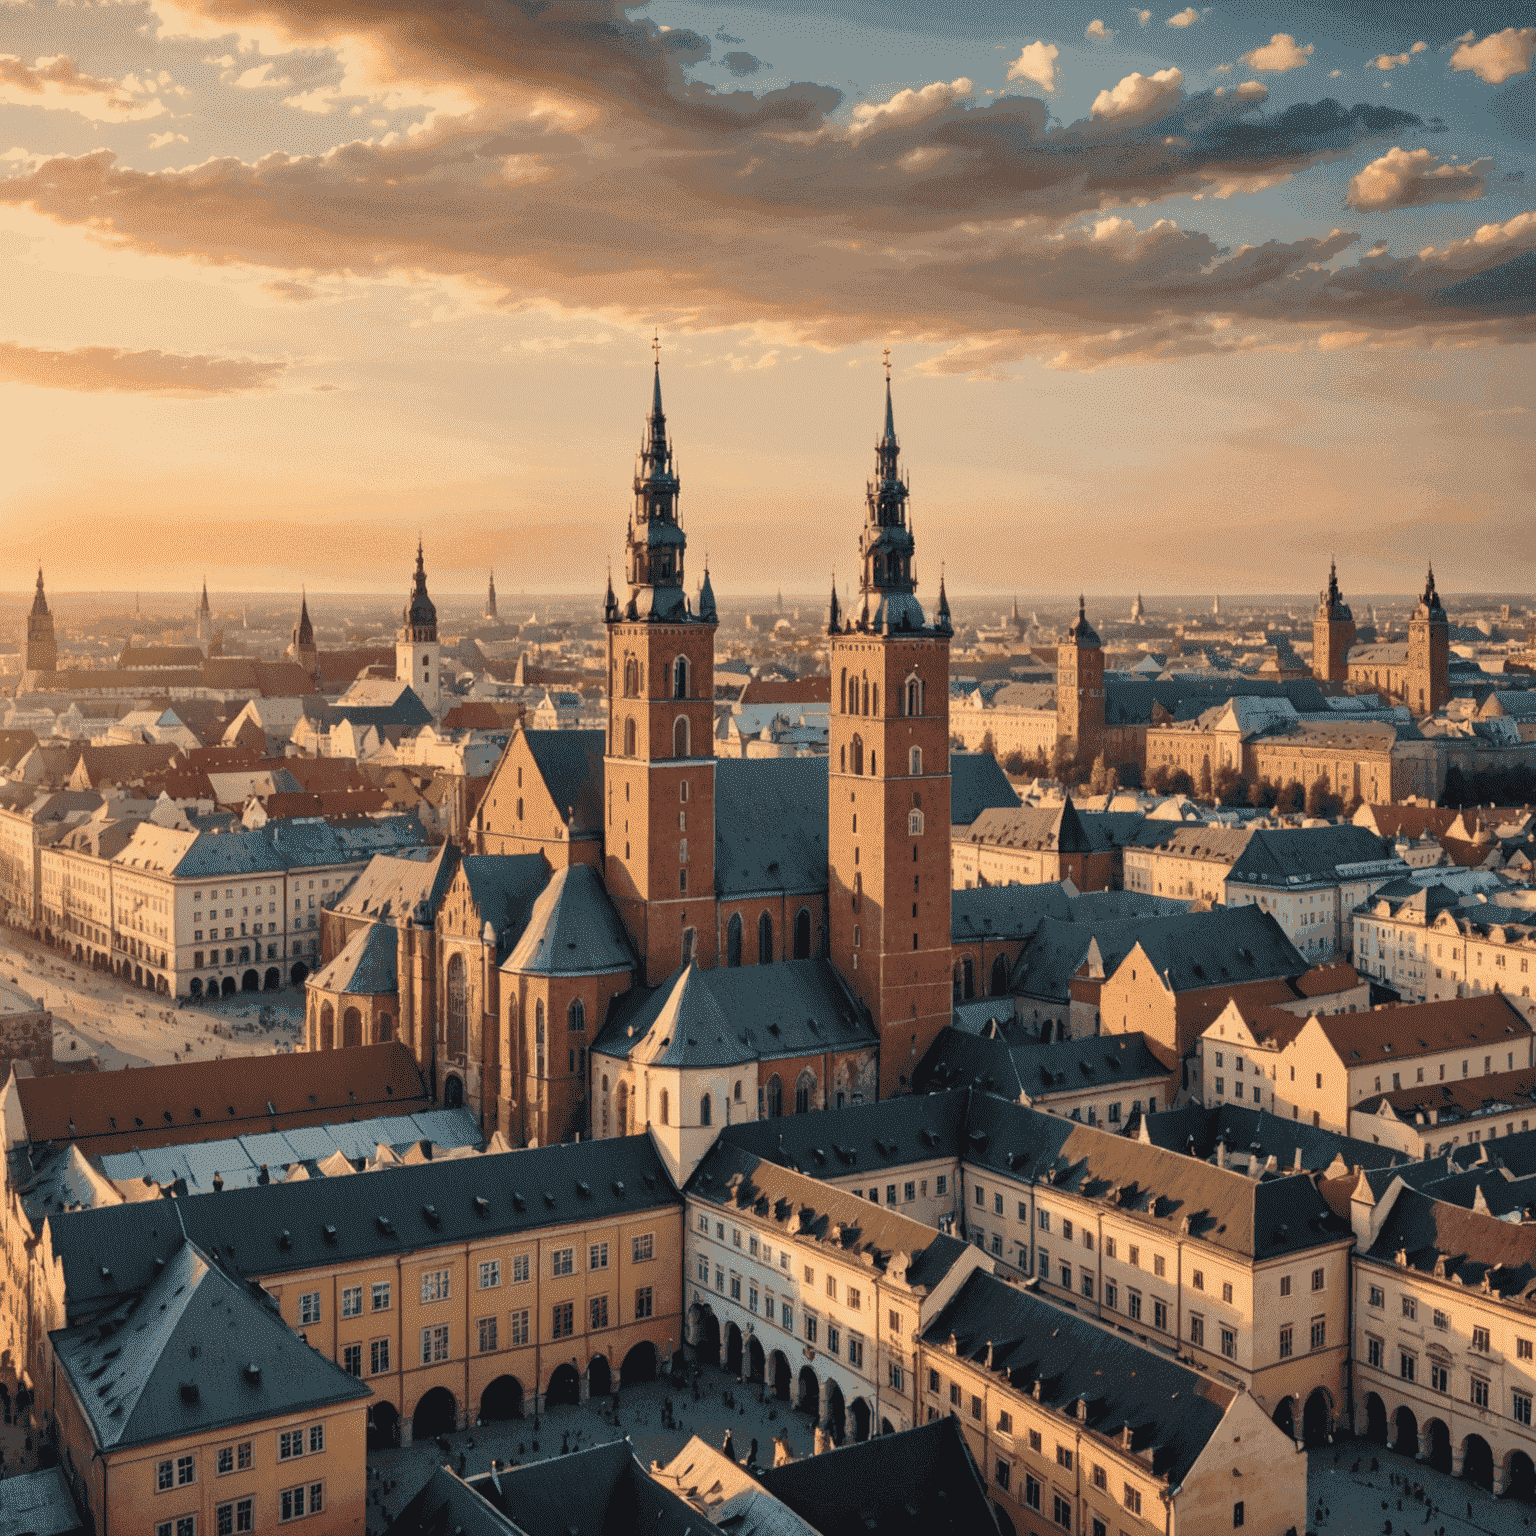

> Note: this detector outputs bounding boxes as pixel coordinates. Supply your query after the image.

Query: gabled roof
[1108,905,1308,994]
[504,863,633,976]
[921,1270,1234,1487]
[1134,1101,1400,1174]
[915,1028,1173,1100]
[50,1241,369,1451]
[307,922,397,996]
[714,758,828,896]
[329,844,455,923]
[1363,1184,1536,1301]
[1312,992,1533,1066]
[1226,824,1396,884]
[756,1416,1001,1536]
[48,1134,680,1315]
[949,752,1020,826]
[594,960,873,1067]
[331,681,432,727]
[950,882,1072,943]
[523,728,605,834]
[687,1141,971,1293]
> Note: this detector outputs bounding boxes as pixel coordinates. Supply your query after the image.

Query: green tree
[1306,774,1343,819]
[1249,776,1278,809]
[1213,765,1248,806]
[1277,779,1305,814]
[1000,748,1027,775]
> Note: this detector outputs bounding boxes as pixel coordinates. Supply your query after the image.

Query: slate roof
[594,960,873,1068]
[378,1465,523,1536]
[50,1241,370,1451]
[687,1141,971,1293]
[962,1094,1351,1261]
[1011,913,1172,1002]
[921,1270,1234,1486]
[13,1041,428,1150]
[1226,824,1397,885]
[962,801,1102,855]
[716,1088,972,1175]
[949,752,1021,826]
[1131,824,1253,867]
[308,922,398,996]
[1103,676,1328,727]
[714,758,827,896]
[914,1028,1173,1101]
[0,1466,82,1536]
[1108,905,1309,994]
[112,817,429,880]
[457,854,555,963]
[505,863,634,976]
[950,882,1071,943]
[755,1416,1002,1536]
[1363,1185,1536,1303]
[331,681,433,728]
[329,844,454,923]
[524,728,605,835]
[1132,1102,1400,1174]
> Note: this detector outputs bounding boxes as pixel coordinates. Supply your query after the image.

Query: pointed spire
[936,570,951,634]
[882,347,896,446]
[603,562,618,621]
[31,567,48,618]
[199,578,210,614]
[827,572,841,635]
[698,565,717,624]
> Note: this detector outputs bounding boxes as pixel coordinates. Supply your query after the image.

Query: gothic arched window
[535,998,546,1075]
[794,1071,815,1114]
[905,675,924,717]
[567,998,585,1033]
[794,907,812,960]
[674,655,689,699]
[908,809,924,836]
[991,954,1010,996]
[839,668,847,714]
[909,746,923,776]
[726,913,742,967]
[659,1088,669,1126]
[700,1093,711,1127]
[765,1074,783,1118]
[624,717,637,757]
[445,953,467,1058]
[758,911,773,965]
[850,735,864,776]
[861,676,870,715]
[623,656,640,697]
[674,715,690,758]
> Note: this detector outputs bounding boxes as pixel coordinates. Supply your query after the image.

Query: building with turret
[1343,565,1450,717]
[1055,596,1104,765]
[193,578,212,649]
[290,589,318,675]
[1312,560,1355,686]
[22,568,55,677]
[396,541,442,717]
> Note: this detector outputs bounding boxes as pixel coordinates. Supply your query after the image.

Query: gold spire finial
[652,331,661,366]
[882,346,891,380]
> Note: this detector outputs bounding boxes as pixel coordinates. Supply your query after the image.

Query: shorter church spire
[827,572,841,635]
[31,567,48,617]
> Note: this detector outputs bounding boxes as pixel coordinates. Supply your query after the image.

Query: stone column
[1452,1444,1465,1478]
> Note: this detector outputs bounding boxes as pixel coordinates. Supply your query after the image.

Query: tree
[1277,779,1305,815]
[1164,768,1194,798]
[1306,774,1343,820]
[1198,759,1213,801]
[1213,765,1248,806]
[1249,776,1278,809]
[1000,748,1027,775]
[979,730,995,757]
[1089,753,1110,795]
[1115,761,1143,790]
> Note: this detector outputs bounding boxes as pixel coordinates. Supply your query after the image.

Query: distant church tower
[1056,597,1104,764]
[484,570,498,623]
[1130,593,1144,625]
[1312,560,1355,686]
[604,354,718,984]
[24,568,56,675]
[1407,564,1450,717]
[291,590,318,675]
[826,365,953,1100]
[194,579,212,647]
[396,542,441,715]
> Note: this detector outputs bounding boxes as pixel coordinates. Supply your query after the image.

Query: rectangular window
[1368,1285,1384,1309]
[1472,1377,1490,1409]
[935,1175,948,1197]
[341,1286,362,1318]
[1104,1236,1116,1259]
[1431,1362,1448,1394]
[1192,1270,1204,1292]
[1025,1475,1042,1511]
[552,1249,574,1278]
[1222,1281,1234,1304]
[510,1253,530,1285]
[1056,1445,1072,1470]
[1310,1317,1327,1351]
[1053,1494,1072,1530]
[1279,1274,1291,1298]
[279,1431,305,1461]
[298,1293,320,1327]
[1153,1299,1168,1332]
[805,1314,818,1345]
[1516,1393,1533,1427]
[1234,1499,1245,1529]
[1472,1326,1490,1353]
[590,1295,609,1331]
[371,1338,390,1374]
[1128,1245,1139,1268]
[421,1269,450,1303]
[888,1309,903,1336]
[970,1394,982,1421]
[1127,1289,1141,1322]
[1092,1463,1107,1491]
[1311,1267,1325,1292]
[633,1233,654,1263]
[1402,1296,1417,1321]
[372,1282,391,1312]
[1062,1218,1073,1241]
[888,1362,903,1391]
[1029,1430,1042,1453]
[1221,1327,1236,1360]
[478,1316,499,1353]
[906,1182,916,1203]
[1400,1352,1416,1383]
[848,1336,863,1368]
[1153,1254,1165,1279]
[1520,1338,1534,1361]
[343,1342,362,1376]
[421,1325,450,1363]
[1279,1325,1293,1359]
[1190,1314,1204,1347]
[635,1287,654,1320]
[552,1302,574,1339]
[1105,1280,1118,1310]
[510,1309,530,1346]
[589,1242,609,1272]
[995,1459,1011,1491]
[1124,1485,1142,1516]
[826,1324,840,1356]
[1368,1337,1383,1369]
[478,1260,501,1290]
[998,1409,1013,1435]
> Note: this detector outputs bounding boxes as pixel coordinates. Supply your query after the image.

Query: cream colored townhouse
[1198,993,1536,1135]
[684,1138,989,1444]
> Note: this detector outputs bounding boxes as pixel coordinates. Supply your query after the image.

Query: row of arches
[724,908,814,966]
[382,1343,662,1448]
[620,654,693,700]
[1359,1393,1534,1499]
[837,669,925,718]
[954,953,1011,1001]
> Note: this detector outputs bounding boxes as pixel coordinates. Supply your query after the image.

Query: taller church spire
[855,357,928,633]
[619,348,691,622]
[24,567,56,675]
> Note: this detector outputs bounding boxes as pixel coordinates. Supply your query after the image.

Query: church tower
[1312,559,1355,686]
[827,366,953,1100]
[194,579,212,648]
[484,570,498,623]
[24,568,56,675]
[1056,597,1104,765]
[291,590,318,675]
[1407,564,1450,717]
[604,354,718,984]
[396,541,441,716]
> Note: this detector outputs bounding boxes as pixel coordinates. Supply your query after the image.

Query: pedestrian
[723,1431,736,1463]
[749,1438,758,1467]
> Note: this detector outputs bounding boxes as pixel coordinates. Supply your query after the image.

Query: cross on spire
[882,346,891,381]
[652,331,661,366]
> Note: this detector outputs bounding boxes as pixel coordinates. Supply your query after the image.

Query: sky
[2,0,1534,600]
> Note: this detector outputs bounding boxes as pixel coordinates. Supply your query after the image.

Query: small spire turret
[827,573,841,635]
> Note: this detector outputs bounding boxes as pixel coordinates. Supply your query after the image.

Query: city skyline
[3,0,1534,593]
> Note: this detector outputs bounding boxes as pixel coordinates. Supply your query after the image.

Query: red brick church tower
[604,354,719,984]
[1312,559,1355,686]
[827,364,953,1099]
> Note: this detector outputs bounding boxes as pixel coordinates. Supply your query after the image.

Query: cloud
[1450,27,1536,85]
[148,130,188,147]
[721,51,761,77]
[1347,146,1492,210]
[260,277,320,301]
[0,340,284,394]
[1371,42,1427,71]
[1134,9,1151,25]
[849,77,973,131]
[1005,42,1059,93]
[1092,66,1183,121]
[1242,34,1313,74]
[1085,19,1114,42]
[1166,8,1200,28]
[0,53,167,121]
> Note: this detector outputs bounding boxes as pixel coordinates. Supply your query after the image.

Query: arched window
[839,745,846,772]
[623,656,640,697]
[624,717,637,757]
[905,675,924,717]
[445,953,468,1058]
[766,1074,783,1118]
[726,913,742,967]
[870,751,876,776]
[674,715,690,758]
[853,873,861,911]
[700,1093,711,1127]
[681,927,695,965]
[953,957,975,1001]
[615,1080,628,1136]
[319,1002,334,1051]
[861,676,869,715]
[674,655,689,699]
[659,1088,669,1126]
[909,746,923,776]
[568,998,585,1033]
[758,911,773,965]
[908,809,924,836]
[872,685,879,716]
[795,1071,815,1114]
[839,668,847,714]
[734,1079,743,1102]
[853,925,861,948]
[850,735,864,775]
[794,907,812,959]
[990,954,1010,996]
[535,999,546,1076]
[378,1012,394,1043]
